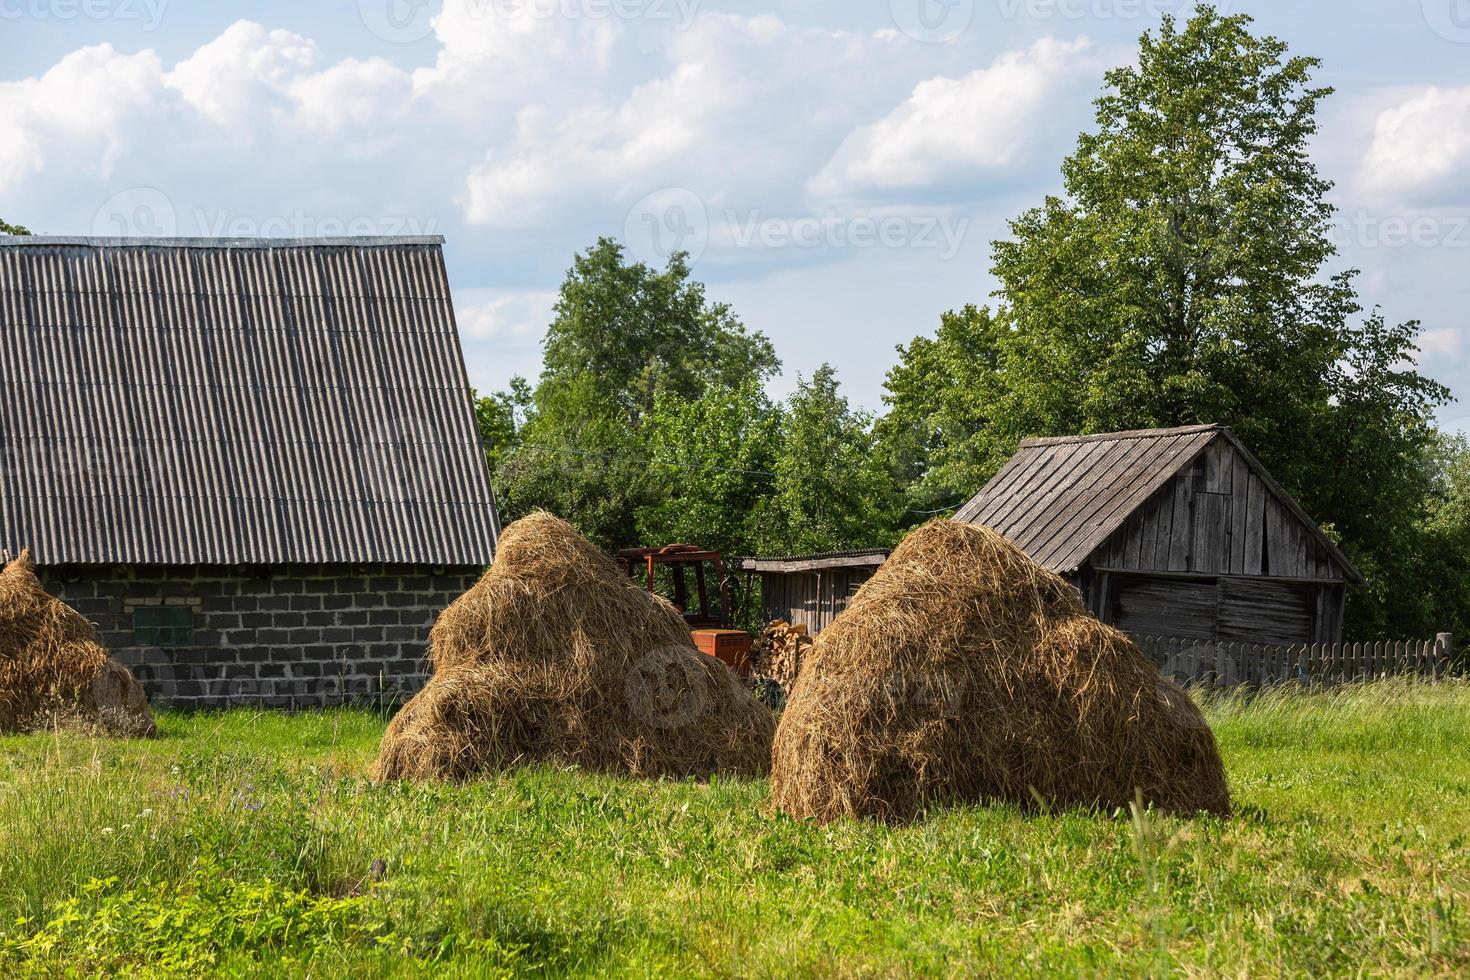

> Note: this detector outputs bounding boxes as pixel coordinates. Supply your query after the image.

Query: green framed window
[132,606,194,648]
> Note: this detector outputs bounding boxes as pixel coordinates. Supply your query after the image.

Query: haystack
[372,513,775,782]
[768,520,1230,823]
[0,550,156,737]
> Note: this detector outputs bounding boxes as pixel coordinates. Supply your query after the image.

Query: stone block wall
[39,564,482,709]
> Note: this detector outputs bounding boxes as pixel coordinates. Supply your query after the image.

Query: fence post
[1436,633,1454,680]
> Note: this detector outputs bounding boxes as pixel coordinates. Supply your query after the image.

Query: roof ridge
[1021,423,1222,448]
[0,236,446,249]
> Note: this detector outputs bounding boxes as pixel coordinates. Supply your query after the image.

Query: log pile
[752,620,812,688]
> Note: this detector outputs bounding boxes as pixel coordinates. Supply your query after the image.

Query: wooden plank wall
[1136,635,1455,687]
[758,567,877,634]
[1085,570,1345,646]
[1096,441,1344,582]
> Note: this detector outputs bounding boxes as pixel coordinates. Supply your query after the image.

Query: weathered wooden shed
[734,550,891,635]
[954,425,1365,646]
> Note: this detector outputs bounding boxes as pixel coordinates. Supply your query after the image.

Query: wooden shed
[734,551,891,635]
[954,425,1365,646]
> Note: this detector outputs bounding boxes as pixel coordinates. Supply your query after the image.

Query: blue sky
[3,1,1468,425]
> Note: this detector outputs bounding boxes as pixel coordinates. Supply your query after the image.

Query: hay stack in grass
[0,550,156,737]
[768,520,1230,823]
[372,512,775,782]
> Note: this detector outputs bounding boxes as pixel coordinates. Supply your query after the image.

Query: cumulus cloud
[461,13,949,227]
[0,44,164,189]
[1417,327,1465,364]
[808,37,1098,201]
[458,290,558,340]
[166,21,318,127]
[1358,85,1470,204]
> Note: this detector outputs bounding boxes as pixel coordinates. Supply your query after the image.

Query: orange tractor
[617,544,752,679]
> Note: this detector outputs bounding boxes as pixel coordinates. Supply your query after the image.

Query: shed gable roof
[0,236,499,566]
[953,424,1364,584]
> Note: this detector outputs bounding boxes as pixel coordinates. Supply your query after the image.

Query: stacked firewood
[751,620,812,688]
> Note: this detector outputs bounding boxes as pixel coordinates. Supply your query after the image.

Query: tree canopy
[882,5,1450,632]
[473,6,1463,638]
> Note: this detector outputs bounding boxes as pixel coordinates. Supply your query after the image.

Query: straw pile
[751,620,811,688]
[372,512,775,782]
[768,520,1230,823]
[0,550,156,736]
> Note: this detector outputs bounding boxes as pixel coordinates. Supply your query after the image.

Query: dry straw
[0,549,156,737]
[769,520,1230,823]
[372,512,775,782]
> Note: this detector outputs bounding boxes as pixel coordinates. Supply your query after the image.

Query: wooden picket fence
[1136,634,1456,688]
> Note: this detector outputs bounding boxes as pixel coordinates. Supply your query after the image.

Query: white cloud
[1418,327,1464,364]
[809,37,1097,201]
[166,21,317,127]
[458,290,558,340]
[1359,86,1470,204]
[461,13,942,227]
[0,44,164,189]
[289,58,414,134]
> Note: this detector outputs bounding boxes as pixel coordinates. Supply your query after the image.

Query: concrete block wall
[39,564,482,709]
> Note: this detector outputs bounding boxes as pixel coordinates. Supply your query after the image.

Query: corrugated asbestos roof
[0,237,500,566]
[953,425,1228,575]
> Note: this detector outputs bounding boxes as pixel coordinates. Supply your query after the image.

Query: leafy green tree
[486,239,780,550]
[636,380,780,556]
[884,5,1449,633]
[1414,433,1470,648]
[878,304,1019,514]
[474,378,531,473]
[0,219,31,235]
[540,237,778,423]
[762,365,901,555]
[493,374,656,549]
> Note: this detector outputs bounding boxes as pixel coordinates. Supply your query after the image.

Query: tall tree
[762,365,901,556]
[636,380,780,556]
[884,5,1449,632]
[540,237,778,423]
[488,239,780,549]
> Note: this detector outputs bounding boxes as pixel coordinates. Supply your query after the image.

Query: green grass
[1,682,1468,977]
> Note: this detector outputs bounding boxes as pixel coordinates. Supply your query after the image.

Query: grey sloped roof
[0,237,499,566]
[955,425,1218,573]
[954,424,1362,583]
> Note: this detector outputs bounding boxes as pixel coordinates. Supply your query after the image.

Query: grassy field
[1,682,1467,977]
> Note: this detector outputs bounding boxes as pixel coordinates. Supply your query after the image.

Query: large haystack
[768,520,1230,823]
[372,513,775,782]
[0,550,156,737]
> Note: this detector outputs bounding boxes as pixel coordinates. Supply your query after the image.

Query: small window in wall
[133,606,194,648]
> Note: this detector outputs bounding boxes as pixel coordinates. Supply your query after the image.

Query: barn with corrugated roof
[0,235,499,708]
[954,424,1364,646]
